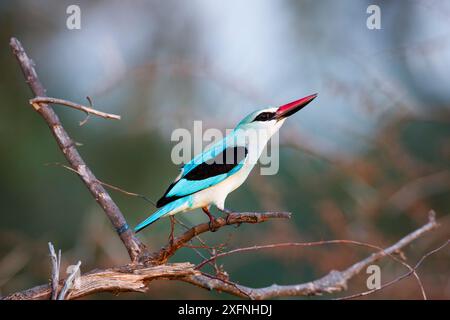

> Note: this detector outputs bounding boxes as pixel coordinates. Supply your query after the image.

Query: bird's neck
[238,120,285,163]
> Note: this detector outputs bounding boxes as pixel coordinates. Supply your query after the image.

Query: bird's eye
[253,112,275,122]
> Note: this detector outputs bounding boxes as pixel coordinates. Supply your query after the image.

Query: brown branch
[30,96,121,122]
[337,239,449,300]
[9,37,148,263]
[150,211,292,264]
[57,261,82,300]
[2,212,440,300]
[2,211,290,300]
[182,212,439,299]
[193,239,428,298]
[2,263,199,300]
[47,242,61,300]
[194,240,420,277]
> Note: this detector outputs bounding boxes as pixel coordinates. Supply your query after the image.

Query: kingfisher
[134,93,317,233]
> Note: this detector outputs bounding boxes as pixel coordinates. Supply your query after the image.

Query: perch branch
[30,97,121,122]
[338,239,449,300]
[150,211,291,264]
[9,37,148,263]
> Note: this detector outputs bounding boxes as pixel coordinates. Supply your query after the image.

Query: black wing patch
[156,146,248,208]
[156,181,180,208]
[184,146,248,180]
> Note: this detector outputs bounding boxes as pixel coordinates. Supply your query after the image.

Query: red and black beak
[275,93,317,120]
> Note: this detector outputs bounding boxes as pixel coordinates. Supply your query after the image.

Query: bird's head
[235,93,318,135]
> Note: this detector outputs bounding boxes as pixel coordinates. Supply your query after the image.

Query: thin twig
[79,96,93,126]
[175,216,235,275]
[195,240,413,271]
[47,242,60,300]
[30,96,121,122]
[57,261,82,300]
[99,181,156,206]
[3,263,199,300]
[337,239,449,300]
[183,212,439,299]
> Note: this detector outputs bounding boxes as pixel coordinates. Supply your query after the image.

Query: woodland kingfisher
[135,93,317,232]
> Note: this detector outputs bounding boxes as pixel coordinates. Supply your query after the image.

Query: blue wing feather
[167,175,227,197]
[166,162,244,198]
[135,133,247,231]
[134,196,192,232]
[182,136,230,176]
[156,132,246,207]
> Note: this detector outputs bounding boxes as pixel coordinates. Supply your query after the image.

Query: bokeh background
[0,0,449,299]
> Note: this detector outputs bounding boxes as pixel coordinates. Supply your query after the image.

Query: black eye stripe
[253,112,275,122]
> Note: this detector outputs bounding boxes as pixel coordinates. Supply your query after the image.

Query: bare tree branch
[150,211,291,264]
[9,37,148,263]
[3,212,439,300]
[30,97,121,122]
[57,261,82,300]
[3,263,198,300]
[182,212,439,299]
[337,239,449,300]
[47,242,61,300]
[45,161,157,206]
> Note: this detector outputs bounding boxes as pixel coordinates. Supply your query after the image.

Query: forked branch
[183,212,440,299]
[151,211,291,264]
[3,263,199,300]
[30,96,121,122]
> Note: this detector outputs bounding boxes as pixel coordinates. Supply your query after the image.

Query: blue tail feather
[134,197,189,233]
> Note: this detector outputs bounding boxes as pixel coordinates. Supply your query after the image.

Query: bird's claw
[209,220,218,232]
[168,230,175,246]
[202,207,218,232]
[168,216,176,246]
[225,213,232,225]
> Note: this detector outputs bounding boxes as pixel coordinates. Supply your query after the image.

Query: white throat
[237,118,285,164]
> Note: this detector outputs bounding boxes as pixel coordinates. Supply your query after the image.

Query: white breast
[191,159,255,210]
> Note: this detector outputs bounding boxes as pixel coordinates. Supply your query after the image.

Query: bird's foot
[202,207,218,232]
[225,213,232,225]
[168,216,176,246]
[208,220,218,232]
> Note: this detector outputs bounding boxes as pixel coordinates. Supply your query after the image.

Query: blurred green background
[0,0,449,299]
